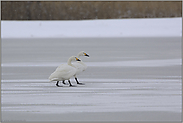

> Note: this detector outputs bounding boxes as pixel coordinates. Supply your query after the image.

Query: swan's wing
[55,64,65,71]
[49,71,61,81]
[49,64,66,81]
[50,65,76,80]
[58,66,76,79]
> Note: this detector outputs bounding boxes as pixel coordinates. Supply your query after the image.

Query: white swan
[49,56,81,87]
[72,51,89,85]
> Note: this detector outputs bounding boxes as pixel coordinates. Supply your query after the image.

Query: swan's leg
[56,81,62,87]
[68,80,76,87]
[75,77,85,85]
[56,81,59,87]
[62,80,66,85]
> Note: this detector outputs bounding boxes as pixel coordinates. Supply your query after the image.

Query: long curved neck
[77,52,83,58]
[67,57,74,67]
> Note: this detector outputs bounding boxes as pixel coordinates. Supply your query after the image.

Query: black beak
[86,54,89,57]
[77,58,81,61]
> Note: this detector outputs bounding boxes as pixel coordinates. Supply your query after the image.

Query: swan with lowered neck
[49,56,81,87]
[72,51,89,85]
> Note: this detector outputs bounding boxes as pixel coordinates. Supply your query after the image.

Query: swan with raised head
[72,51,89,85]
[49,56,81,87]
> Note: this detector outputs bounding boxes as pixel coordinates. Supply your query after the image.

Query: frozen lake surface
[1,37,182,121]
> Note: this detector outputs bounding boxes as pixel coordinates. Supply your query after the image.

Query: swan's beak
[76,57,81,61]
[84,53,89,57]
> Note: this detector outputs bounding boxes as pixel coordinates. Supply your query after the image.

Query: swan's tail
[49,74,58,82]
[49,78,59,82]
[49,74,57,81]
[49,71,58,82]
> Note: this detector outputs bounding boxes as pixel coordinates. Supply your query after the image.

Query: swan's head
[78,51,89,58]
[75,57,81,61]
[83,52,89,57]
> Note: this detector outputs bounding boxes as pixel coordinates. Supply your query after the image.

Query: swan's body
[49,56,80,87]
[72,51,89,84]
[49,64,76,81]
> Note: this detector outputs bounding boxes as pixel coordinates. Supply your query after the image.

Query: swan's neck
[77,52,83,58]
[67,58,75,67]
[77,54,81,59]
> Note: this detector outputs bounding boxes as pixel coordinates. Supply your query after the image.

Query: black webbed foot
[75,77,85,85]
[62,80,67,85]
[77,82,85,85]
[68,80,76,87]
[69,85,77,87]
[56,81,63,87]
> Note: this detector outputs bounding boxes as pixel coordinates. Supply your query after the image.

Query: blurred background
[1,1,182,20]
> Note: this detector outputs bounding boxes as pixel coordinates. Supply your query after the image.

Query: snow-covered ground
[1,18,182,122]
[1,17,182,38]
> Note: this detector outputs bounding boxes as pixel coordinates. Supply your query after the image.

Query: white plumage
[72,51,89,84]
[49,56,80,87]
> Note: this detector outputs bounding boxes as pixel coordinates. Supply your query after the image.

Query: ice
[1,58,182,67]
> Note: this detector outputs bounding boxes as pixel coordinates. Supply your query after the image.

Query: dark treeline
[1,1,182,20]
